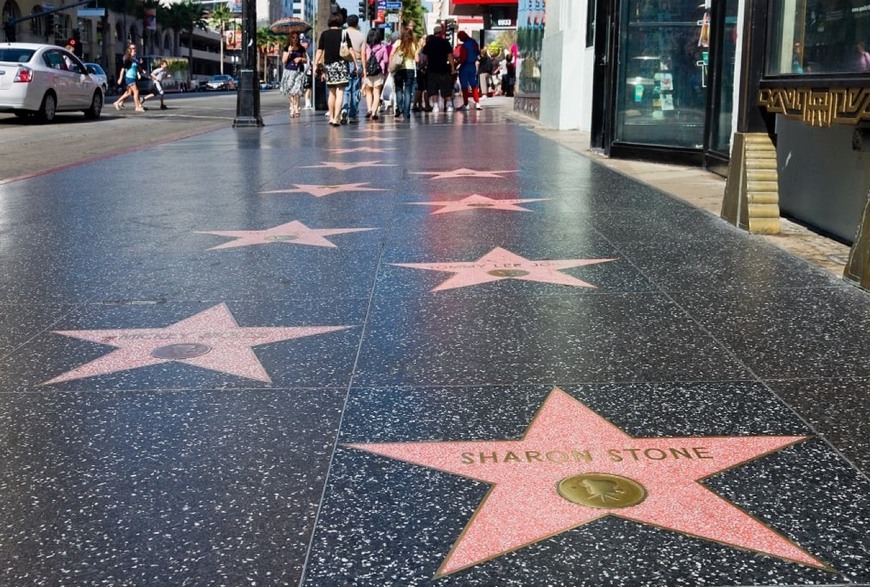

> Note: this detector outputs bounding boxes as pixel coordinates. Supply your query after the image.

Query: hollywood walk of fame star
[260,183,386,198]
[195,220,376,250]
[347,387,828,578]
[302,160,397,171]
[327,147,397,154]
[406,194,550,215]
[391,247,615,291]
[343,136,396,143]
[410,167,519,180]
[43,304,351,385]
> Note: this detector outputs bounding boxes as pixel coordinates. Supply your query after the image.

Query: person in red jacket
[455,31,483,110]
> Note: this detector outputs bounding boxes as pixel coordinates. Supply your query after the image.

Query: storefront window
[615,0,710,148]
[766,1,870,75]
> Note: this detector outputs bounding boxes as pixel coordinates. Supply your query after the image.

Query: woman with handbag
[315,13,358,126]
[391,29,418,120]
[280,32,307,118]
[361,28,388,120]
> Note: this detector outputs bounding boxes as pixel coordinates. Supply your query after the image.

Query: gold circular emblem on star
[487,269,530,277]
[467,203,495,208]
[557,473,647,509]
[267,234,299,241]
[151,343,212,360]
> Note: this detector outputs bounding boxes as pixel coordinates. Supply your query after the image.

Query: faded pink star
[43,304,351,385]
[259,183,386,198]
[392,247,615,291]
[406,194,549,215]
[196,220,376,249]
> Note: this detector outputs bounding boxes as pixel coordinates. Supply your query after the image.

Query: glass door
[704,0,738,174]
[614,0,711,149]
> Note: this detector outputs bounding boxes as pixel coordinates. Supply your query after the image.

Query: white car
[0,42,104,122]
[84,62,108,93]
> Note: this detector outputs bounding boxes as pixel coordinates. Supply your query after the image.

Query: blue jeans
[395,69,416,118]
[342,61,362,118]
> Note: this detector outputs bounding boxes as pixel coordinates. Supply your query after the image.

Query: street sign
[386,1,402,9]
[77,8,106,16]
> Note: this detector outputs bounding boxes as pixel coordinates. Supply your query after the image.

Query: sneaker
[160,105,168,110]
[340,109,348,124]
[446,104,454,112]
[135,107,145,112]
[475,103,483,110]
[349,117,359,124]
[456,104,468,111]
[113,102,121,111]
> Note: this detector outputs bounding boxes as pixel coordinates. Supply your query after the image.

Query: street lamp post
[233,0,262,127]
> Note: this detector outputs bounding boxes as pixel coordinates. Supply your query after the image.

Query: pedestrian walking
[281,32,308,118]
[315,11,357,127]
[301,36,314,109]
[339,14,365,124]
[113,45,144,112]
[141,59,170,110]
[477,46,493,98]
[392,29,418,120]
[420,25,455,113]
[361,28,388,120]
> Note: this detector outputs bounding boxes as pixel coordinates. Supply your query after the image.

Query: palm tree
[168,0,207,80]
[399,0,426,35]
[210,4,234,75]
[256,26,282,83]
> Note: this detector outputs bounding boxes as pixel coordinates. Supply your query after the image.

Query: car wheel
[85,91,103,120]
[37,92,57,123]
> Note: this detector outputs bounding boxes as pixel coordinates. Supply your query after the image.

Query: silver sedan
[0,42,104,122]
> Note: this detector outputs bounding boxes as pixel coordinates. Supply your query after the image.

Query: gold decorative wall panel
[758,87,870,128]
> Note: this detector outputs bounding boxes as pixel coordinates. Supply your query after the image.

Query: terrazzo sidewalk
[0,106,867,586]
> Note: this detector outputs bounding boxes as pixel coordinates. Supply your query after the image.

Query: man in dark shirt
[420,24,455,112]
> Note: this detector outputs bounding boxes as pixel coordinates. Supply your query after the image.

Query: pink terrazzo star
[259,183,386,198]
[196,220,376,250]
[406,194,549,215]
[43,304,351,385]
[302,160,396,171]
[391,247,615,291]
[347,387,827,578]
[410,167,518,180]
[343,136,395,143]
[327,147,397,154]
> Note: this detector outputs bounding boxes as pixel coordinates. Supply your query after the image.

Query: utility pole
[233,0,263,127]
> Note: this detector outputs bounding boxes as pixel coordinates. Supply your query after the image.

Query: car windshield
[0,48,35,62]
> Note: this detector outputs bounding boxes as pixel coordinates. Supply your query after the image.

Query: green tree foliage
[399,0,425,37]
[168,0,207,78]
[210,4,235,75]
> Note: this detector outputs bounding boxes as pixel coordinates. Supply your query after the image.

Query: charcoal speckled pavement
[0,106,867,586]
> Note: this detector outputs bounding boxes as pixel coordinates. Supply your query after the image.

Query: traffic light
[367,0,376,22]
[359,0,366,20]
[69,30,82,57]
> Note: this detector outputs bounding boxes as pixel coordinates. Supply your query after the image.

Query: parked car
[84,62,108,93]
[205,74,236,91]
[0,42,104,122]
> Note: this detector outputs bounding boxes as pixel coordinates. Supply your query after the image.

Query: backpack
[366,45,382,76]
